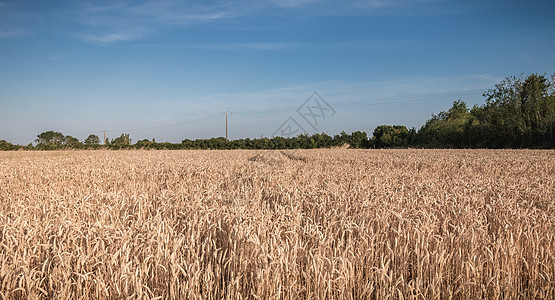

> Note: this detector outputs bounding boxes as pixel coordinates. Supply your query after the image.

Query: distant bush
[0,140,21,151]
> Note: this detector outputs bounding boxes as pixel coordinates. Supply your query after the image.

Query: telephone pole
[222,111,231,142]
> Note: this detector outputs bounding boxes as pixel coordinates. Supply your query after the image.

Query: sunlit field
[0,149,553,299]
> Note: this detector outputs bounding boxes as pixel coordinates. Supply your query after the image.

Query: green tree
[66,135,81,147]
[481,73,555,147]
[350,131,369,148]
[373,125,409,147]
[0,140,20,151]
[84,134,100,145]
[417,100,472,147]
[136,139,155,149]
[520,73,554,145]
[111,133,132,146]
[36,131,66,146]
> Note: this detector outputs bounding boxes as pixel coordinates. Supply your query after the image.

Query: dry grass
[0,149,553,299]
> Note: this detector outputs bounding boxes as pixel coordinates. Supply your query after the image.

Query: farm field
[0,149,553,299]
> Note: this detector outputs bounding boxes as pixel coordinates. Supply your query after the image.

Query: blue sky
[1,0,554,144]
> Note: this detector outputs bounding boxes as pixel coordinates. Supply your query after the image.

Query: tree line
[1,73,553,151]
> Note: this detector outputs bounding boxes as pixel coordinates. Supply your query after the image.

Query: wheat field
[0,149,553,299]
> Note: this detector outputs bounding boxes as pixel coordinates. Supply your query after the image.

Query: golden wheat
[0,149,553,299]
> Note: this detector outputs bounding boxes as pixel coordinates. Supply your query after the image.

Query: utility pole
[103,130,107,145]
[222,111,231,142]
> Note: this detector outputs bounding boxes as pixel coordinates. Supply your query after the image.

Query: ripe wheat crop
[0,149,553,299]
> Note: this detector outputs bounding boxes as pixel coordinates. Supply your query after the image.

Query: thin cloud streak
[0,27,27,38]
[70,0,457,44]
[142,41,309,52]
[140,39,428,52]
[135,74,499,114]
[129,1,238,23]
[0,0,461,43]
[75,32,145,43]
[269,0,319,8]
[72,1,239,44]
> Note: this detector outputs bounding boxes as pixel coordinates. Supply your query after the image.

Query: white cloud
[72,0,239,44]
[140,41,309,52]
[211,42,306,51]
[353,0,445,8]
[270,0,319,8]
[239,42,298,51]
[0,0,459,44]
[302,0,456,16]
[129,1,237,23]
[63,0,458,44]
[76,32,144,43]
[352,0,388,9]
[141,39,425,53]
